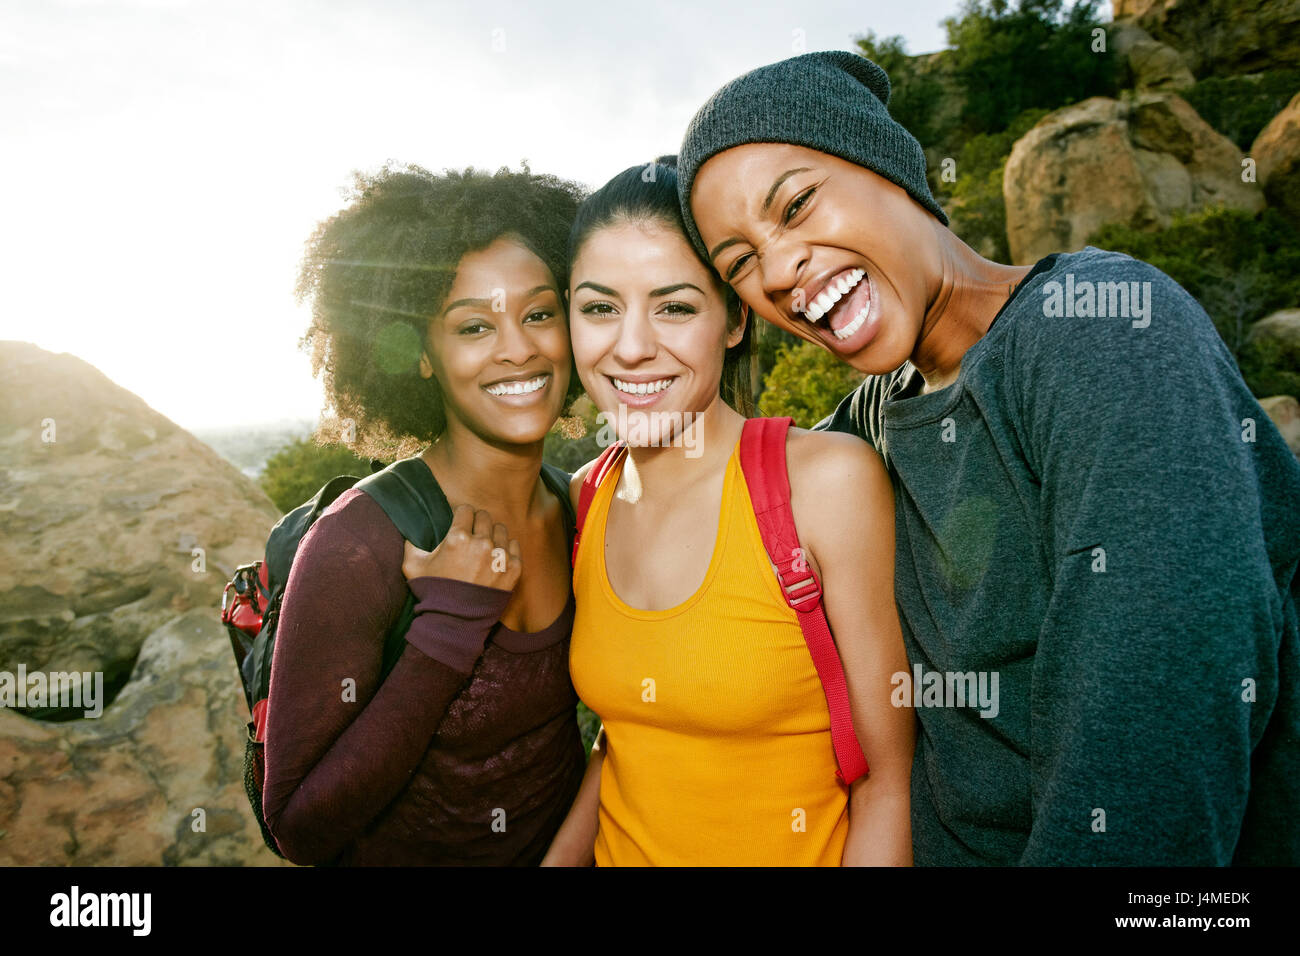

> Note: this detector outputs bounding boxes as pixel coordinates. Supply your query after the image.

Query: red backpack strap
[738,417,870,785]
[571,440,629,568]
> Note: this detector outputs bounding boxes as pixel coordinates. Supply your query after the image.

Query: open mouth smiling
[794,267,873,341]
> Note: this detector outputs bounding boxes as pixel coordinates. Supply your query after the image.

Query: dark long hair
[566,155,754,416]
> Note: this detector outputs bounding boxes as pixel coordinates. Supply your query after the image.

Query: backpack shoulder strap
[353,457,457,677]
[264,475,361,594]
[738,416,870,786]
[540,461,577,537]
[354,456,454,550]
[571,441,628,568]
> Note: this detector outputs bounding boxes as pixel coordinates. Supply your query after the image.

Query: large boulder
[1252,91,1300,218]
[0,610,291,865]
[1113,1,1300,77]
[1004,92,1265,264]
[0,341,280,716]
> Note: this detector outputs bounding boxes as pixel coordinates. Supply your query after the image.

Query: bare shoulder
[785,426,890,496]
[784,426,893,544]
[783,427,895,587]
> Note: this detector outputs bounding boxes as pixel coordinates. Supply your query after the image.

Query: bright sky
[1,0,960,429]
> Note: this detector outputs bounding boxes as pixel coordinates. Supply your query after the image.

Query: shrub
[758,341,867,428]
[542,396,608,474]
[1183,69,1300,151]
[576,702,601,756]
[260,437,373,514]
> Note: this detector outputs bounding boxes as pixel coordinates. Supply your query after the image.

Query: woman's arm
[540,725,605,866]
[262,493,514,865]
[540,462,607,867]
[788,429,915,867]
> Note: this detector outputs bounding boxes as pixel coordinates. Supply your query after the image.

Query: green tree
[758,341,867,428]
[854,30,912,76]
[750,320,802,409]
[943,0,1117,135]
[260,437,374,514]
[1183,69,1300,151]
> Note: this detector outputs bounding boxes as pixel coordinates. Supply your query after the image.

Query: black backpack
[221,455,574,860]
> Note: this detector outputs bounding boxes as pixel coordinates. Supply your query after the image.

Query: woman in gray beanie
[677,50,1300,867]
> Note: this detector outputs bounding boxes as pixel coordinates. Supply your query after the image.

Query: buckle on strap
[774,558,821,608]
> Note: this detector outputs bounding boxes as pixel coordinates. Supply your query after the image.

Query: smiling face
[690,142,940,375]
[568,218,743,446]
[420,235,571,447]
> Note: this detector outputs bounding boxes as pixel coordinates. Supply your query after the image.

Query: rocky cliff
[1004,92,1263,264]
[0,341,288,864]
[1114,0,1300,77]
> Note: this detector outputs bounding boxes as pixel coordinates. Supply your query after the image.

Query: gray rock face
[1004,93,1264,264]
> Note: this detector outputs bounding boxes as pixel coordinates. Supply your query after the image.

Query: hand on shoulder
[401,504,522,592]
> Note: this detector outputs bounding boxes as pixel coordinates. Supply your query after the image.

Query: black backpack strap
[243,474,364,706]
[353,457,456,679]
[264,475,362,594]
[540,461,576,544]
[356,457,455,549]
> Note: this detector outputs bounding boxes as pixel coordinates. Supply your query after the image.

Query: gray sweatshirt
[815,245,1300,865]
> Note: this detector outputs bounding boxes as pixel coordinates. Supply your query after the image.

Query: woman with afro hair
[261,162,591,865]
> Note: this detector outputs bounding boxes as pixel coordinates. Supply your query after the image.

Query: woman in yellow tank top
[541,156,915,866]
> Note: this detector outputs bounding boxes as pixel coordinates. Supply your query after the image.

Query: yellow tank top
[569,435,850,866]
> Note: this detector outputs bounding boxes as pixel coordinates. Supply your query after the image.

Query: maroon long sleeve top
[261,487,585,866]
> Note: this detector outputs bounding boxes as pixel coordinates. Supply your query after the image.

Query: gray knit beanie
[677,50,948,262]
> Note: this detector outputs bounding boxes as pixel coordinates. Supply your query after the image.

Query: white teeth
[612,377,673,396]
[803,268,865,321]
[809,288,837,320]
[485,374,548,396]
[833,302,871,340]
